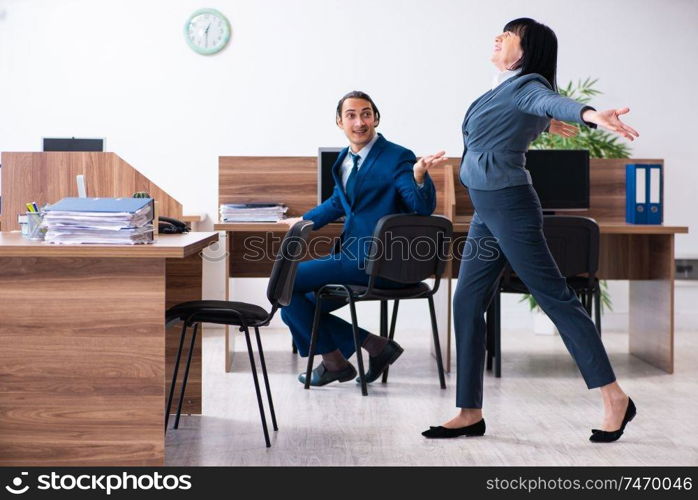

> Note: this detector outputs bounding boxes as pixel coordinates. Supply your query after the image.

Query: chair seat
[166,300,269,326]
[319,282,431,300]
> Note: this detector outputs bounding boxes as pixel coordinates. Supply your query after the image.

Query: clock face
[184,8,231,55]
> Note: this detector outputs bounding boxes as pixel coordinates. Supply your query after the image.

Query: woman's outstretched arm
[581,108,639,141]
[514,75,639,140]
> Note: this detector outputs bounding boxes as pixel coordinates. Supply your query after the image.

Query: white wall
[1,0,696,330]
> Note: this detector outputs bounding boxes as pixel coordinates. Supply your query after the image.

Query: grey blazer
[459,73,596,190]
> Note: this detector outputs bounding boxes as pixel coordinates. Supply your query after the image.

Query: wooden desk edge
[179,232,220,257]
[452,218,689,235]
[215,220,688,236]
[0,232,219,258]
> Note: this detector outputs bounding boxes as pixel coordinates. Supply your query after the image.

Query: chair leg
[594,284,602,337]
[304,295,323,390]
[494,290,502,378]
[427,295,447,389]
[243,326,271,448]
[348,297,367,396]
[380,300,388,338]
[292,340,298,354]
[388,300,399,342]
[165,321,189,431]
[381,299,400,384]
[485,300,494,371]
[254,326,278,432]
[379,300,387,384]
[174,322,199,429]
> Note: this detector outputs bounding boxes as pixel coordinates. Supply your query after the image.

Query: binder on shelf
[626,164,663,225]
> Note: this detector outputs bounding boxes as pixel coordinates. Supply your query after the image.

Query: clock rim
[184,7,231,55]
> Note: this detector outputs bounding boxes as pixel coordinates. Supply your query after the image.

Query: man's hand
[549,119,578,138]
[281,216,303,227]
[582,107,639,141]
[414,150,448,184]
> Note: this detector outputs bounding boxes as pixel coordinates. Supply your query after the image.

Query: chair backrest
[365,214,453,284]
[540,216,600,277]
[266,220,315,307]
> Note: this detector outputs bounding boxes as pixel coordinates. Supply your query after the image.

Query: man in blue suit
[281,90,447,386]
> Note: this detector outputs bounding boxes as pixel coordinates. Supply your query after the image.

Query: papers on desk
[219,203,288,222]
[44,197,154,245]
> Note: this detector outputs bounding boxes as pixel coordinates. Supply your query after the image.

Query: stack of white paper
[44,203,154,245]
[219,203,288,222]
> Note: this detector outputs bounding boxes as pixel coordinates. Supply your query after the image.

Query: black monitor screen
[525,149,589,210]
[318,148,342,204]
[43,137,104,152]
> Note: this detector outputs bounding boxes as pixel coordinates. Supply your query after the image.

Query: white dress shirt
[340,132,379,188]
[491,68,522,89]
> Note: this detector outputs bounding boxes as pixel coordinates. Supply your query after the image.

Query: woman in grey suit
[422,18,639,442]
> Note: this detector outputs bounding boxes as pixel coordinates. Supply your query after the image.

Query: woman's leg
[471,185,629,431]
[444,213,507,427]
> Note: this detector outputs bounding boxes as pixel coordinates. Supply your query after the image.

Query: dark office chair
[304,214,453,396]
[165,220,314,447]
[486,216,602,377]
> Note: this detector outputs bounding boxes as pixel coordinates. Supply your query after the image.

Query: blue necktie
[345,152,360,203]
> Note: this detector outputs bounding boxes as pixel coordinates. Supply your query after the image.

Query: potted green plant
[524,78,622,332]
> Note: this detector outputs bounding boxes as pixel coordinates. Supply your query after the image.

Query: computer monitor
[43,137,105,152]
[525,149,590,211]
[318,147,342,204]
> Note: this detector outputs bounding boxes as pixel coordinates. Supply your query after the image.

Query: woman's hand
[414,150,448,183]
[582,107,639,141]
[281,216,303,227]
[549,119,578,138]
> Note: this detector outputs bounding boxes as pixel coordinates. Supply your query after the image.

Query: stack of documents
[44,197,155,245]
[219,203,288,222]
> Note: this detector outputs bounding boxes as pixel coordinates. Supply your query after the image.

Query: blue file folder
[45,197,153,214]
[626,164,663,225]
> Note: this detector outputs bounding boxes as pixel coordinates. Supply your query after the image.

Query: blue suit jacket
[303,133,436,264]
[460,73,596,190]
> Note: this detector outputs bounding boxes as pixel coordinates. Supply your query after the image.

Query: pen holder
[24,211,47,241]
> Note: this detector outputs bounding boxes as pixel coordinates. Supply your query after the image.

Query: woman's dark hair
[503,17,558,91]
[336,90,380,125]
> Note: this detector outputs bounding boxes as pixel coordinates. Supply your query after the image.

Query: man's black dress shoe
[298,363,357,386]
[356,339,404,384]
[421,419,486,438]
[589,397,636,443]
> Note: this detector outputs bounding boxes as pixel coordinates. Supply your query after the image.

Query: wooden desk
[216,156,456,372]
[0,231,218,466]
[214,156,455,371]
[453,216,689,373]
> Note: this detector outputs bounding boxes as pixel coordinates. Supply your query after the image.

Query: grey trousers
[453,184,616,408]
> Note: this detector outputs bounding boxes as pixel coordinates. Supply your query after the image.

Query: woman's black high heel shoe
[589,398,636,443]
[422,419,486,438]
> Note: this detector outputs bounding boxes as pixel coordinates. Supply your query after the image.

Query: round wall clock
[184,8,231,55]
